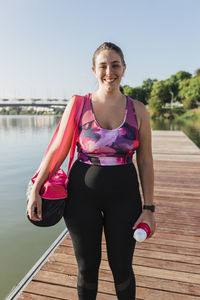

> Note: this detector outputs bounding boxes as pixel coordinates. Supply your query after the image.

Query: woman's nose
[106,65,113,75]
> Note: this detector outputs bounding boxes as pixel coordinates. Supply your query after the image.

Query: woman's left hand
[132,209,156,238]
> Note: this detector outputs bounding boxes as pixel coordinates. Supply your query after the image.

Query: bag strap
[37,95,84,178]
[65,95,84,178]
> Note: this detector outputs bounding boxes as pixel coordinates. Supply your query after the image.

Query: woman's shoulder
[127,97,149,130]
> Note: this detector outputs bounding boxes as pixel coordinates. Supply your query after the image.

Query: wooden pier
[8,131,200,299]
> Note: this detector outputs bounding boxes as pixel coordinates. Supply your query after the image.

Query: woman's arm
[32,95,76,193]
[132,100,156,236]
[27,95,76,221]
[135,100,154,206]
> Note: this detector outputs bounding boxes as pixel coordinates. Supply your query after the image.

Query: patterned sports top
[76,93,139,166]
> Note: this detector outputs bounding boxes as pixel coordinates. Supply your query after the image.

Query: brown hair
[92,42,126,68]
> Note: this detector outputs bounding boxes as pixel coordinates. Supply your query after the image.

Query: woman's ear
[92,66,97,76]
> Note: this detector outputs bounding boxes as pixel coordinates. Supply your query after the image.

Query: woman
[27,42,156,300]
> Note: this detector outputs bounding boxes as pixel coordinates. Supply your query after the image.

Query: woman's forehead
[95,49,121,64]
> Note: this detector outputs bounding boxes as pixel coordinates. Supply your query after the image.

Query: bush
[172,106,186,115]
[183,98,198,109]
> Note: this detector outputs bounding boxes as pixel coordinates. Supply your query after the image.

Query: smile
[103,78,116,84]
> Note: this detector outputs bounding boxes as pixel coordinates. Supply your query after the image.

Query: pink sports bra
[76,93,139,166]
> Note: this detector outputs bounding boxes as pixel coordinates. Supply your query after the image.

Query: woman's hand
[133,209,156,238]
[27,189,42,221]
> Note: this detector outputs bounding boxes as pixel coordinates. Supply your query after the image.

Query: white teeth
[104,79,115,82]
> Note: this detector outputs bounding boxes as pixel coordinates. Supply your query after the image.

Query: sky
[0,0,199,99]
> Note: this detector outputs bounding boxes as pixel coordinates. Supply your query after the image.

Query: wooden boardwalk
[14,131,200,299]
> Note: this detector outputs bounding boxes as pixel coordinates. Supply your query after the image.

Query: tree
[175,71,192,81]
[123,85,146,104]
[182,98,198,109]
[124,84,154,104]
[166,71,192,106]
[149,81,171,105]
[123,85,135,98]
[141,78,157,103]
[148,97,163,118]
[178,76,200,104]
[130,87,146,104]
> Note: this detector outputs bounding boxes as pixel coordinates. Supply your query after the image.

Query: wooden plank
[28,271,116,296]
[46,252,200,285]
[152,130,185,136]
[136,275,200,297]
[133,265,200,285]
[17,294,60,300]
[61,233,200,251]
[149,231,200,243]
[56,243,200,265]
[153,154,200,162]
[22,281,117,300]
[54,245,200,274]
[21,266,200,299]
[62,238,200,257]
[136,287,200,300]
[55,245,200,274]
[135,241,200,256]
[40,263,200,297]
[32,270,200,298]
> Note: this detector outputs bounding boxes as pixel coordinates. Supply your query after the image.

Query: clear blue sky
[0,0,199,99]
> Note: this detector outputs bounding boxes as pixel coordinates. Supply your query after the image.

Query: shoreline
[1,106,200,120]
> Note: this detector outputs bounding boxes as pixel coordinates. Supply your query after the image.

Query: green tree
[150,81,171,105]
[178,78,190,91]
[141,78,157,103]
[123,85,146,104]
[131,87,146,104]
[175,71,192,81]
[148,97,163,118]
[178,76,200,104]
[123,85,135,98]
[182,98,198,109]
[166,71,192,105]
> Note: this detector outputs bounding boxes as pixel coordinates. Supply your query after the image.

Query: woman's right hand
[27,189,42,221]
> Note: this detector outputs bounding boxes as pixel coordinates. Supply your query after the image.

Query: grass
[148,105,200,121]
[176,107,200,121]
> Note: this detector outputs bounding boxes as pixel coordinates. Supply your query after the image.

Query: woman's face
[93,49,126,93]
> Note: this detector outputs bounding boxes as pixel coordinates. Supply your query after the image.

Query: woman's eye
[113,65,120,68]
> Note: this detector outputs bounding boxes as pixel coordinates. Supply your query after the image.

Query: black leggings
[63,160,142,300]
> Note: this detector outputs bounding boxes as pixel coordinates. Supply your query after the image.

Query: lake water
[0,115,68,300]
[0,115,199,300]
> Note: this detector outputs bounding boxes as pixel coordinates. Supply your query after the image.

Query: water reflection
[0,115,60,133]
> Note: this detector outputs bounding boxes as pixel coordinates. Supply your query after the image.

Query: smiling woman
[27,42,155,300]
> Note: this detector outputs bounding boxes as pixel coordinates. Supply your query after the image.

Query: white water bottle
[133,222,151,242]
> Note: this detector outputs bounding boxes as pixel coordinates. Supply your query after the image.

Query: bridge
[0,98,69,112]
[0,99,69,107]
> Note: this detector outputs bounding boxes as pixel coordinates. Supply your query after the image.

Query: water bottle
[133,222,151,242]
